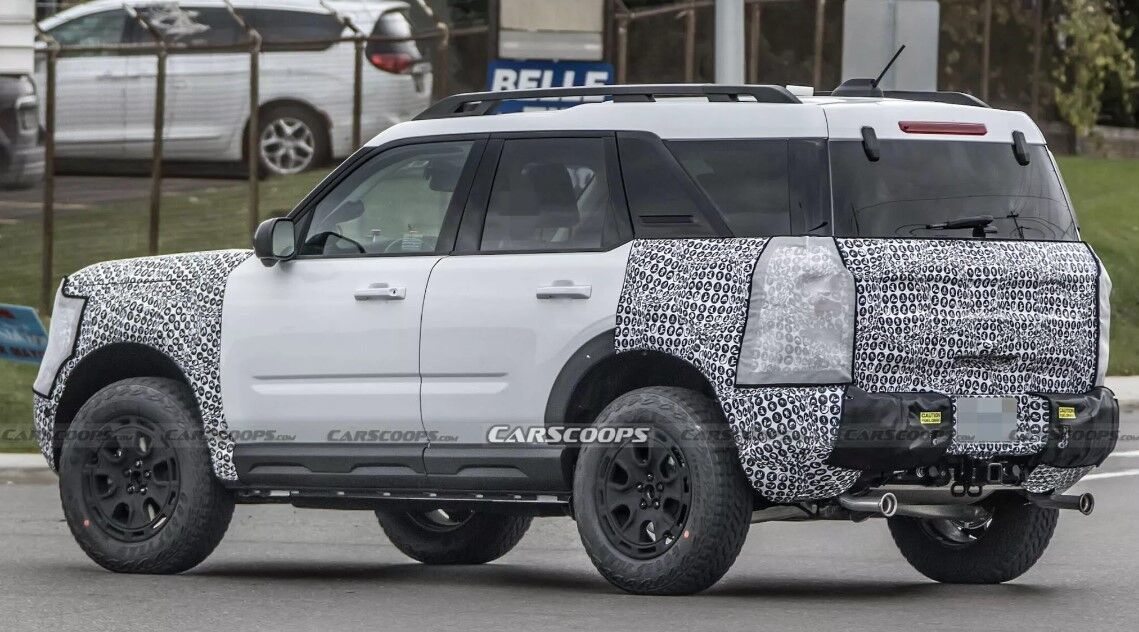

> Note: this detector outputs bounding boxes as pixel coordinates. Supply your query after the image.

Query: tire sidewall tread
[59,377,234,574]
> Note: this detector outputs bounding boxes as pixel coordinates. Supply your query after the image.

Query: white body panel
[38,55,128,157]
[419,244,632,445]
[220,254,439,444]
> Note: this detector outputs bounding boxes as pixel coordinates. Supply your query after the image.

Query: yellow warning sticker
[1058,406,1077,420]
[919,411,942,425]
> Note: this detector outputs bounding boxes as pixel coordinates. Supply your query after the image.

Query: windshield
[830,140,1078,240]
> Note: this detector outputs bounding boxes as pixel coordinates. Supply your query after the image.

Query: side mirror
[253,217,297,267]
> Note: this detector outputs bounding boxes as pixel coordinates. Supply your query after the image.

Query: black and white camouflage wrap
[33,250,253,481]
[836,238,1099,461]
[615,239,860,502]
[616,238,1103,501]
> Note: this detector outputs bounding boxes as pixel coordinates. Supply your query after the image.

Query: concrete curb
[0,454,56,484]
[2,376,1137,481]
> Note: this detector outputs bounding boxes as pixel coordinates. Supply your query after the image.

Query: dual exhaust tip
[838,492,899,518]
[838,491,1094,519]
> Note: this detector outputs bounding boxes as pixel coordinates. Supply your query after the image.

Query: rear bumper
[826,386,1118,472]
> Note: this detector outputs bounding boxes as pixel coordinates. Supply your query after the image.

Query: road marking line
[1108,450,1139,458]
[1083,468,1139,481]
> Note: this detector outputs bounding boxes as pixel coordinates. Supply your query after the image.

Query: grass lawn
[1,156,1138,452]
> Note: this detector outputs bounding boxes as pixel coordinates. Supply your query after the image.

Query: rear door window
[667,140,792,236]
[830,140,1078,240]
[479,137,622,252]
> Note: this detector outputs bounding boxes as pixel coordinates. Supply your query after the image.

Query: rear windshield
[830,140,1077,240]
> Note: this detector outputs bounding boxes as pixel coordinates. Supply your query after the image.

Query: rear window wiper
[925,214,995,238]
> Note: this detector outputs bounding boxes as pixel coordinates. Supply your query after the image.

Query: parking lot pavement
[2,414,1136,632]
[0,175,234,221]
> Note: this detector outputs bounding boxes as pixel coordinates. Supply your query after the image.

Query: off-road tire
[59,377,235,573]
[573,387,752,595]
[375,509,532,564]
[887,493,1059,583]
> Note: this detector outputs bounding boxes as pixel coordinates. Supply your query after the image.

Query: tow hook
[1026,492,1095,516]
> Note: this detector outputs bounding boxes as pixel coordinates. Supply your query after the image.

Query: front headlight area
[32,281,86,397]
[736,236,855,386]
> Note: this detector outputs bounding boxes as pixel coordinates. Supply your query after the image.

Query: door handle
[536,282,591,300]
[354,283,406,301]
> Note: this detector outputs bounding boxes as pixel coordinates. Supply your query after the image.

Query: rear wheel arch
[546,331,718,487]
[52,343,193,467]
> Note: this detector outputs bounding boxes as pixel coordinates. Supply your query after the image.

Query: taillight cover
[1096,259,1112,386]
[736,236,855,386]
[369,52,415,74]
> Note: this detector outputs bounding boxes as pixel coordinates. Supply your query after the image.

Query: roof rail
[817,86,989,108]
[882,90,990,108]
[414,84,802,120]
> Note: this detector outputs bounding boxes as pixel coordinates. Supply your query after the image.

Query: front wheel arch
[51,342,192,468]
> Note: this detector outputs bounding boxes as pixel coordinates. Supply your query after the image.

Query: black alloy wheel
[593,428,692,560]
[79,416,181,543]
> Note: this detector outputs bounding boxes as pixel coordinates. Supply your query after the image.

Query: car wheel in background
[887,492,1058,583]
[256,104,329,176]
[573,386,753,595]
[58,377,235,574]
[375,508,532,564]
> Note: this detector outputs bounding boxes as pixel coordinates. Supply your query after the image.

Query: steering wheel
[304,231,366,255]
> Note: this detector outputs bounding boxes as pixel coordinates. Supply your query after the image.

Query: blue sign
[486,59,614,113]
[0,304,47,365]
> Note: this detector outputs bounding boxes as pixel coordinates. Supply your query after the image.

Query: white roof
[40,0,407,28]
[368,95,1046,147]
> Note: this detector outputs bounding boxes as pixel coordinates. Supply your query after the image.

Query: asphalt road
[2,419,1137,632]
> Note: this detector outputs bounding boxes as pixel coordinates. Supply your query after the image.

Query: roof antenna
[872,45,906,89]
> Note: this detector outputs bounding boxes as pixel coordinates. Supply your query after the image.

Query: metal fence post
[684,5,696,83]
[616,15,629,83]
[225,0,262,233]
[812,0,826,89]
[747,0,762,84]
[35,29,59,316]
[1030,0,1044,120]
[434,22,450,98]
[981,0,992,103]
[323,1,364,150]
[127,6,167,256]
[353,36,364,148]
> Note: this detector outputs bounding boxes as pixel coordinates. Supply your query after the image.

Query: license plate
[954,397,1019,443]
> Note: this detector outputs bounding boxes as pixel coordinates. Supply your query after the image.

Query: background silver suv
[37,0,432,175]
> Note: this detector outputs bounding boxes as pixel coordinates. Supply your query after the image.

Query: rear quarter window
[667,140,792,236]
